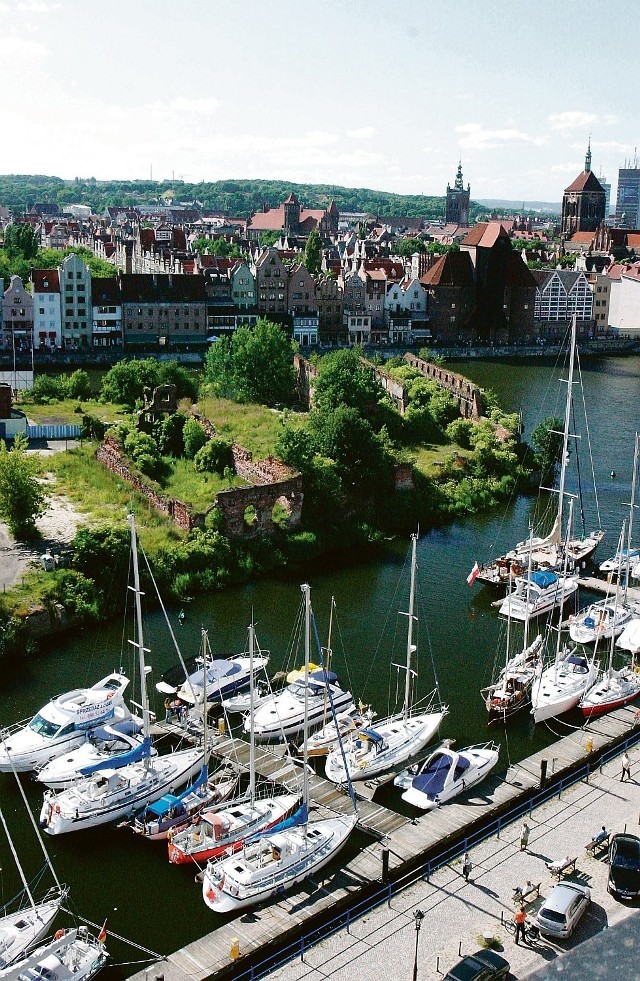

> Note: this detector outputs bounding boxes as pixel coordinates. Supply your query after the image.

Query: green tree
[395,237,426,257]
[193,436,234,474]
[303,228,322,275]
[100,359,160,406]
[531,415,563,479]
[312,348,381,419]
[66,370,91,400]
[182,417,207,459]
[0,435,47,539]
[204,319,296,406]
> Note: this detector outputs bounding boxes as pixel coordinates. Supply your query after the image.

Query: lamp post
[412,909,425,981]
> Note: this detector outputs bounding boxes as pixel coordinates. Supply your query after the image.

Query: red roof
[564,171,605,194]
[31,269,60,292]
[461,221,510,249]
[421,251,474,288]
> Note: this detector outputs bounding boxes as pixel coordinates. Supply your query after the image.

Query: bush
[30,375,67,403]
[446,417,474,449]
[67,370,91,400]
[193,436,234,474]
[154,413,187,457]
[183,418,207,459]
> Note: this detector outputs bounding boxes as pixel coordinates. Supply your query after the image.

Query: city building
[32,269,62,349]
[561,141,607,237]
[119,272,206,351]
[91,278,122,348]
[2,276,34,352]
[59,253,92,349]
[531,269,593,339]
[445,161,470,227]
[246,193,338,243]
[615,160,640,228]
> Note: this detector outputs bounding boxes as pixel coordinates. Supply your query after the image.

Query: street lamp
[412,909,425,981]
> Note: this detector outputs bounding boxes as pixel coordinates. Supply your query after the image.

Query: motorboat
[600,548,640,573]
[0,927,107,981]
[498,569,578,622]
[202,584,357,914]
[617,617,640,654]
[395,741,500,810]
[39,515,204,836]
[325,534,448,785]
[476,316,604,589]
[156,629,269,707]
[0,673,131,773]
[568,600,633,645]
[35,719,150,790]
[531,649,599,723]
[0,885,67,970]
[131,761,240,841]
[221,682,271,715]
[244,669,354,741]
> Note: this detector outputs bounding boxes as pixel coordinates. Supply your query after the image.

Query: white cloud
[17,1,62,10]
[0,35,48,63]
[456,123,544,150]
[548,111,596,131]
[346,126,376,140]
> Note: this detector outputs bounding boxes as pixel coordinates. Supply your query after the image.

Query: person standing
[462,852,472,882]
[520,821,530,851]
[514,906,527,945]
[621,752,631,782]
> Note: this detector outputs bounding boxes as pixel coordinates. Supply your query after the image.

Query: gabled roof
[31,268,60,292]
[564,171,605,194]
[568,231,596,246]
[91,277,120,304]
[421,250,475,288]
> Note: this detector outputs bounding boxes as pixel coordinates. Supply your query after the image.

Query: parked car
[444,949,510,981]
[608,833,640,900]
[534,882,590,938]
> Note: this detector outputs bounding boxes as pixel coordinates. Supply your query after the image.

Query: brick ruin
[403,354,482,418]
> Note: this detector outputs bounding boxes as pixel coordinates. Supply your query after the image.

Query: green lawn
[161,458,247,512]
[196,396,307,458]
[409,443,473,477]
[17,398,128,426]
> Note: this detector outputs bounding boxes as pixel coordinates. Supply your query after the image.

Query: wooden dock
[128,704,640,981]
[578,575,640,605]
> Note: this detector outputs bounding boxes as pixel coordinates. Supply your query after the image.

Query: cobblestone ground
[263,745,640,981]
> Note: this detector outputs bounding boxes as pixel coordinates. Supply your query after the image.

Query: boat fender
[167,828,175,841]
[55,930,65,940]
[54,804,61,815]
[206,886,216,902]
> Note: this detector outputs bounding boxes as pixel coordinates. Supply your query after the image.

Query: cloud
[17,1,62,10]
[548,111,596,131]
[346,126,376,140]
[456,123,543,149]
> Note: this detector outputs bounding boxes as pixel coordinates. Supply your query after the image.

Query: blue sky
[1,0,637,204]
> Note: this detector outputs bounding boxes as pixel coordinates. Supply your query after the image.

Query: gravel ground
[261,746,640,981]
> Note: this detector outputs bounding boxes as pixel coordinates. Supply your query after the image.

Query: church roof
[564,171,605,194]
[460,221,510,248]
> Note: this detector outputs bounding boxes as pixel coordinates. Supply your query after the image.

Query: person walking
[462,852,472,882]
[621,752,631,782]
[514,906,527,945]
[520,821,530,851]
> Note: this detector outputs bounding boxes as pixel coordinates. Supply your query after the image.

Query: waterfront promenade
[262,744,640,981]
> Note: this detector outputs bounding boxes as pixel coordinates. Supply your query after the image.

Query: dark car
[444,949,510,981]
[608,832,640,900]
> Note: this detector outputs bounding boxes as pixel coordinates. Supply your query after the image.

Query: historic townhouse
[254,247,289,319]
[230,260,256,313]
[91,277,122,348]
[420,251,475,344]
[288,263,319,347]
[119,273,206,351]
[1,275,34,352]
[32,269,62,349]
[531,269,594,338]
[607,262,640,337]
[340,268,371,345]
[315,275,344,345]
[59,253,92,349]
[385,277,429,345]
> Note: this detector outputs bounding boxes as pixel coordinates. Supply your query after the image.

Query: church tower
[561,140,606,236]
[445,161,470,226]
[283,192,301,236]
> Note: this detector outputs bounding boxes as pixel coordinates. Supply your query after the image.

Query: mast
[301,584,311,813]
[608,522,626,681]
[556,315,578,542]
[553,499,574,684]
[403,533,418,721]
[0,804,37,914]
[128,514,151,767]
[624,433,639,599]
[201,628,208,765]
[248,617,255,803]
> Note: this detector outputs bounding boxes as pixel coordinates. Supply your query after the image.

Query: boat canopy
[357,728,385,746]
[143,764,208,817]
[565,654,589,670]
[530,570,558,589]
[196,659,243,685]
[79,736,152,776]
[90,719,142,741]
[247,803,307,842]
[412,752,453,795]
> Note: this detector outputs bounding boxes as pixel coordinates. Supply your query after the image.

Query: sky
[1,0,638,205]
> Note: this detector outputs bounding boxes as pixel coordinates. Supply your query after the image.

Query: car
[608,832,640,900]
[534,882,591,938]
[444,948,510,981]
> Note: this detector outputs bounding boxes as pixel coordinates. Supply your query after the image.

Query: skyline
[1,0,638,206]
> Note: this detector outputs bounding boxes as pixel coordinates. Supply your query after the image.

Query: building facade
[561,142,607,237]
[2,276,34,352]
[32,269,62,349]
[119,273,206,350]
[445,162,470,227]
[615,164,640,228]
[60,253,92,349]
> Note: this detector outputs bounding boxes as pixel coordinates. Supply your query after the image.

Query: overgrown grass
[197,396,307,458]
[410,443,473,477]
[17,398,128,426]
[161,458,246,511]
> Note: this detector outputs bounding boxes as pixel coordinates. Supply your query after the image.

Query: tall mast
[553,499,574,684]
[201,628,208,765]
[128,514,150,764]
[0,804,37,914]
[624,433,639,599]
[301,584,311,811]
[403,533,418,720]
[248,617,255,803]
[608,522,626,680]
[556,315,578,539]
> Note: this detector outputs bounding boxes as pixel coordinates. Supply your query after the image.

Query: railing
[230,725,640,981]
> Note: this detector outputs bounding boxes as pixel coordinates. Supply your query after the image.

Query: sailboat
[476,314,604,589]
[0,804,67,968]
[167,616,300,866]
[131,629,240,841]
[0,927,107,981]
[39,514,203,835]
[201,583,357,913]
[579,522,640,717]
[34,720,151,791]
[0,673,131,773]
[482,554,543,723]
[325,534,448,785]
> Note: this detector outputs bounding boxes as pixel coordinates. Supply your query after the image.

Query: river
[1,352,638,975]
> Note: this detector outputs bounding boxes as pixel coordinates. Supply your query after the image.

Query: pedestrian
[164,697,173,723]
[462,852,472,882]
[514,906,527,945]
[621,751,631,782]
[520,821,530,851]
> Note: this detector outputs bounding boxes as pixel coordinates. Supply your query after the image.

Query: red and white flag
[466,561,480,586]
[97,921,107,945]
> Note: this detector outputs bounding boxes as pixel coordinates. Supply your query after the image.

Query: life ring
[54,929,65,940]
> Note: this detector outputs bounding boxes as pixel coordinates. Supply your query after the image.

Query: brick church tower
[445,161,470,226]
[561,140,606,236]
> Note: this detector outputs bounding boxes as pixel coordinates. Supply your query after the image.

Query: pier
[129,704,640,981]
[578,575,640,606]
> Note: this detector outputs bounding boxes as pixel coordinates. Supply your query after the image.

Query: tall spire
[585,138,592,173]
[454,160,464,190]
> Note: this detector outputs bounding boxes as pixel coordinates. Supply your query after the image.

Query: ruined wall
[368,362,409,415]
[294,352,318,409]
[403,354,482,419]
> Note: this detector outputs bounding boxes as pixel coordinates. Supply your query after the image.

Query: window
[39,308,45,314]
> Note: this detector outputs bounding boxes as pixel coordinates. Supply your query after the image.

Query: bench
[585,832,609,857]
[545,856,577,879]
[512,880,541,904]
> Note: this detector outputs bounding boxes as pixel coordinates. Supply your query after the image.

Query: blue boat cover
[144,764,208,817]
[308,669,338,684]
[357,729,385,746]
[530,570,558,588]
[247,803,308,842]
[566,655,589,670]
[412,753,452,796]
[584,617,596,629]
[79,736,152,776]
[187,659,243,687]
[90,719,143,741]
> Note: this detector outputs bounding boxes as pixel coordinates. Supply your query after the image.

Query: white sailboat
[395,740,500,810]
[39,514,203,835]
[34,720,151,791]
[0,928,107,981]
[168,617,300,866]
[325,534,448,785]
[0,673,131,773]
[476,314,603,588]
[202,583,357,913]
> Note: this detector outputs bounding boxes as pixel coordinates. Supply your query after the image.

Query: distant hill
[476,198,561,216]
[0,174,497,223]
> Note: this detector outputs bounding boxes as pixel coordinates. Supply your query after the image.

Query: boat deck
[128,704,640,981]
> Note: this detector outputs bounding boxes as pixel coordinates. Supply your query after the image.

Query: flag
[98,920,107,945]
[466,561,480,586]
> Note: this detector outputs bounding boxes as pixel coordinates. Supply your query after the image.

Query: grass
[17,398,128,427]
[409,442,473,478]
[196,396,308,458]
[161,458,247,512]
